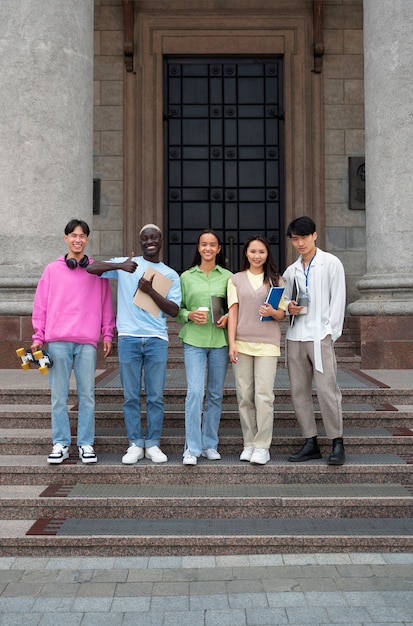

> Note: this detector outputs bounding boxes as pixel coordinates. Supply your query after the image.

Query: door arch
[124,8,323,272]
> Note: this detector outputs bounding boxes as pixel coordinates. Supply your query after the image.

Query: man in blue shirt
[88,224,181,464]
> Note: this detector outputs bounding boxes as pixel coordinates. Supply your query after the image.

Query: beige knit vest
[232,272,281,346]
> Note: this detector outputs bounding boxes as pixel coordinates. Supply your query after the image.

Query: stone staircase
[1,319,413,556]
[106,318,362,370]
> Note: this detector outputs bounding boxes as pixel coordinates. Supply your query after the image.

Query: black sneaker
[47,444,69,464]
[78,445,97,464]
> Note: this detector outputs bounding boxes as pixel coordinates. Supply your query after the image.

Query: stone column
[0,0,94,315]
[348,0,413,367]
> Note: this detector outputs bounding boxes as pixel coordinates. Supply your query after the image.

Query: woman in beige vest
[227,235,286,465]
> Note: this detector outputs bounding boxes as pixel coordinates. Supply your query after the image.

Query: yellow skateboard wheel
[21,362,31,370]
[39,366,48,375]
[16,348,26,357]
[33,350,43,360]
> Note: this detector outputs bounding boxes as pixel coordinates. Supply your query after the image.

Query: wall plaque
[349,157,365,210]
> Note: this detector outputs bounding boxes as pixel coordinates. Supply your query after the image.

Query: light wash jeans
[183,343,229,457]
[118,335,168,448]
[47,341,97,447]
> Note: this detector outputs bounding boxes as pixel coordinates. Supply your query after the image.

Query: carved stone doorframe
[124,5,323,267]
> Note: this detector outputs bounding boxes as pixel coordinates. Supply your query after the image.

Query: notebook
[260,286,284,321]
[210,295,228,324]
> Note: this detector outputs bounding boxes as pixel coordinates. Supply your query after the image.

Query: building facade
[1,0,412,367]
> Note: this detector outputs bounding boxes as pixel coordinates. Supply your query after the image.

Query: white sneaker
[202,448,221,460]
[250,448,270,465]
[183,450,197,465]
[122,443,144,464]
[78,445,97,464]
[47,444,69,464]
[239,446,254,462]
[145,445,168,463]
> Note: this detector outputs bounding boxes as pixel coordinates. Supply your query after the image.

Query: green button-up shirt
[177,265,233,348]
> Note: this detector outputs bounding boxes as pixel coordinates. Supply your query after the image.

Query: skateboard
[16,347,53,374]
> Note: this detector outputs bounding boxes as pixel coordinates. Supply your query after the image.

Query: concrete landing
[0,553,413,625]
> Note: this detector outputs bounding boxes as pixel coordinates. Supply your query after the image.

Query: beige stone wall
[323,0,365,303]
[93,0,125,259]
[92,0,366,304]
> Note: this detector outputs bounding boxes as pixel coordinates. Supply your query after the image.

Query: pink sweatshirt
[32,256,115,348]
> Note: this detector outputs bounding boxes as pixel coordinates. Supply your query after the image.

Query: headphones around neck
[65,254,89,270]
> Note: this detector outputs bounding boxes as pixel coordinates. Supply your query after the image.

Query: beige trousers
[287,336,343,440]
[233,353,278,449]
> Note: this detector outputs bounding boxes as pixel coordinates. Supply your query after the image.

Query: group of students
[31,217,346,468]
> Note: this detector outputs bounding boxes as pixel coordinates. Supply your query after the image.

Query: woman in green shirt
[177,230,232,465]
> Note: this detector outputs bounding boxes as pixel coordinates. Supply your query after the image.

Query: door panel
[164,56,284,273]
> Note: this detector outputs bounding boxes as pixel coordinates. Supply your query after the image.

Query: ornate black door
[164,56,284,273]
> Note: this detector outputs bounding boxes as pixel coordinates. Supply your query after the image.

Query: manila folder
[132,267,172,316]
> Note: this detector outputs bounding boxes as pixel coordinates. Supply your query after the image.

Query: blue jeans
[118,335,168,448]
[183,343,229,457]
[47,342,97,447]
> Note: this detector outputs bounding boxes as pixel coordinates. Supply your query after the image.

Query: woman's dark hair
[240,234,280,286]
[187,229,226,269]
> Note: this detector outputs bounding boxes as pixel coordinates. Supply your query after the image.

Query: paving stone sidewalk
[0,552,413,625]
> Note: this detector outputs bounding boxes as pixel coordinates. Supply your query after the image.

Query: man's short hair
[287,216,316,238]
[64,219,90,236]
[139,223,162,237]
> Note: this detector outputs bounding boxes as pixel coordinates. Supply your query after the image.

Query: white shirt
[283,248,346,372]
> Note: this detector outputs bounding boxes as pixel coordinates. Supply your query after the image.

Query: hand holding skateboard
[16,347,53,374]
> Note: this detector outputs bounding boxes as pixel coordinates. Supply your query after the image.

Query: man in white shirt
[283,216,346,465]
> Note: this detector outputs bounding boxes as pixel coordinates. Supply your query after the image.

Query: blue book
[260,286,284,321]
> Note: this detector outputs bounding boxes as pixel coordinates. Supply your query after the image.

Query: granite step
[3,359,413,557]
[97,318,361,365]
[2,385,413,406]
[104,315,360,367]
[1,517,413,557]
[1,404,412,429]
[2,365,412,405]
[1,427,413,456]
[143,340,361,355]
[0,482,412,520]
[106,348,361,367]
[1,453,412,486]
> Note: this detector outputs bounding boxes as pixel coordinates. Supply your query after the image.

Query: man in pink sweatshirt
[31,219,115,465]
